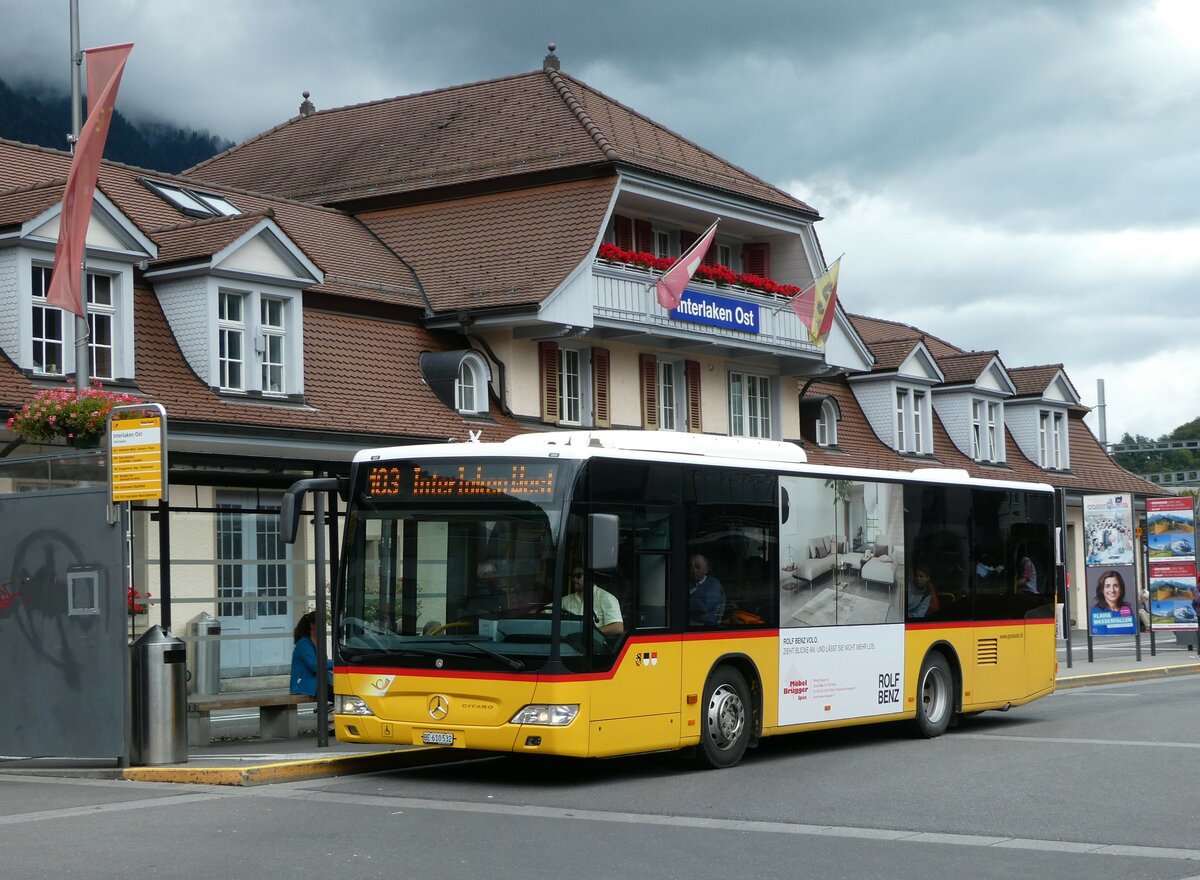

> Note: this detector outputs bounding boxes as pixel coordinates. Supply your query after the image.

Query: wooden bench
[186,691,314,746]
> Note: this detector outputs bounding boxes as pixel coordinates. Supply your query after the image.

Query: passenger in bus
[290,610,333,699]
[461,561,506,617]
[1014,546,1038,595]
[906,562,940,619]
[688,554,725,625]
[563,567,624,636]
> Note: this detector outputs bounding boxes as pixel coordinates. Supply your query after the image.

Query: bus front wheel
[696,666,751,769]
[914,651,953,738]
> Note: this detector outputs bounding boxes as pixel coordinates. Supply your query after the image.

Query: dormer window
[896,387,931,455]
[214,287,298,396]
[1039,410,1068,469]
[141,179,240,218]
[972,399,1002,463]
[28,263,131,381]
[816,399,838,447]
[455,353,490,414]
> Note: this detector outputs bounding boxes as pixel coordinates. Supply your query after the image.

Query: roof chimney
[299,91,315,117]
[543,42,560,72]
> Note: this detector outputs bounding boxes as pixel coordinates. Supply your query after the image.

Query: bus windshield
[337,457,583,671]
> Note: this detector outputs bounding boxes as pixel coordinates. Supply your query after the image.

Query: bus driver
[562,567,624,637]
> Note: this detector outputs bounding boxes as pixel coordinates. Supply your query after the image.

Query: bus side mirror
[588,513,620,571]
[281,477,340,544]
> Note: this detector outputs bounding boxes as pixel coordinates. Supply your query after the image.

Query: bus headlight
[335,695,375,716]
[510,704,579,726]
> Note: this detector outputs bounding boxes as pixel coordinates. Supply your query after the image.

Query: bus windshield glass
[338,457,578,671]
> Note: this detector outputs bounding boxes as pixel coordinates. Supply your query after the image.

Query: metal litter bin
[187,612,221,696]
[130,625,187,765]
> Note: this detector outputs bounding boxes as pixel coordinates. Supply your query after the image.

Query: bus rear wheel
[914,651,953,738]
[696,666,751,769]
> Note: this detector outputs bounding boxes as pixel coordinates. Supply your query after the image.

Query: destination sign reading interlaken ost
[669,288,760,333]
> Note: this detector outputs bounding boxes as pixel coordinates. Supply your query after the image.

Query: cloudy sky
[2,0,1196,443]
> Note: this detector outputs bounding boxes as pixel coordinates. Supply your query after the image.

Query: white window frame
[259,297,286,395]
[86,273,115,381]
[729,370,773,438]
[895,386,931,454]
[1039,409,1068,470]
[219,290,246,392]
[30,264,65,376]
[716,243,733,269]
[212,284,303,397]
[816,399,838,447]
[27,259,132,380]
[972,399,1002,463]
[559,347,583,426]
[658,359,691,432]
[455,352,490,415]
[653,229,672,260]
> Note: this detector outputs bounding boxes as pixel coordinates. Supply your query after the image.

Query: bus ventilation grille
[976,638,999,666]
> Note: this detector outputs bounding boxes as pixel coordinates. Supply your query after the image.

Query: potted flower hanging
[6,383,148,447]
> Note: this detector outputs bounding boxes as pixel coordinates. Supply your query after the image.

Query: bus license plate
[422,732,454,746]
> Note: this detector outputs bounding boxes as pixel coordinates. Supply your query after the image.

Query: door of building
[216,493,292,677]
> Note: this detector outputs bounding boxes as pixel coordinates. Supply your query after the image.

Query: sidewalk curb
[121,746,484,786]
[1055,662,1200,690]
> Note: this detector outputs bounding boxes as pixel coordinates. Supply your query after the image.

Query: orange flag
[46,43,133,317]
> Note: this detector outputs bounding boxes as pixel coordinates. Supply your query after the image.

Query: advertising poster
[1147,563,1199,631]
[778,624,905,726]
[1082,494,1135,566]
[1146,497,1196,562]
[1087,564,1138,636]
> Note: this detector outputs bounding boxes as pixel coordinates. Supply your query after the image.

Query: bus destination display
[366,462,557,500]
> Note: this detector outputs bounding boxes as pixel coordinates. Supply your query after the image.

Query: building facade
[0,49,1156,681]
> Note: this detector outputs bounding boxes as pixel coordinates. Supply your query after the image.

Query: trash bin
[130,625,187,766]
[187,612,221,696]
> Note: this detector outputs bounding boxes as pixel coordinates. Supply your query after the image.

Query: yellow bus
[288,431,1060,769]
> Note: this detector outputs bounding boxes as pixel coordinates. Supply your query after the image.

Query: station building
[0,48,1156,684]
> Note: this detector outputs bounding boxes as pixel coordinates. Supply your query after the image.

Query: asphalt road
[3,674,1199,880]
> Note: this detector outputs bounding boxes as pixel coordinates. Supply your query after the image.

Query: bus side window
[638,554,668,628]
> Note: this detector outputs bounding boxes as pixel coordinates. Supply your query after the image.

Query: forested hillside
[1113,416,1200,477]
[0,78,232,174]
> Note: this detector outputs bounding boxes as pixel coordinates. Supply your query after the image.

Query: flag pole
[70,0,89,391]
[768,253,844,315]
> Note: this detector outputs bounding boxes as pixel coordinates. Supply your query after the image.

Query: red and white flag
[46,43,133,318]
[789,258,841,347]
[655,219,718,310]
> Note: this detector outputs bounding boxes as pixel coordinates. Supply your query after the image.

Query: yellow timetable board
[110,416,164,502]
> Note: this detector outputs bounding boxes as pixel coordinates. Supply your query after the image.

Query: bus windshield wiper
[448,640,526,671]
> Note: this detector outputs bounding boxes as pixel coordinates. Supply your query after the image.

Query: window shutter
[742,243,770,278]
[685,360,703,433]
[679,230,697,253]
[592,347,611,428]
[614,215,633,251]
[539,341,560,424]
[634,219,654,254]
[640,353,658,430]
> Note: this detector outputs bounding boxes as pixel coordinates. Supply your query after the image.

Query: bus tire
[914,651,953,738]
[696,666,751,769]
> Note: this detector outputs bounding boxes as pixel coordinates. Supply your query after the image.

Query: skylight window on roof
[140,179,241,218]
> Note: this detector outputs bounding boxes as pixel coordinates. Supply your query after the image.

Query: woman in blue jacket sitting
[290,610,333,698]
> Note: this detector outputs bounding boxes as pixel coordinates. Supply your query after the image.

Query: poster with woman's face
[1088,564,1137,636]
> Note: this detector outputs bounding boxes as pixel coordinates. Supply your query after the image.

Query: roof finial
[299,91,315,117]
[543,42,560,72]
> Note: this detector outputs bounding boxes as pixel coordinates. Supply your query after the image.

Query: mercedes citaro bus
[283,431,1061,768]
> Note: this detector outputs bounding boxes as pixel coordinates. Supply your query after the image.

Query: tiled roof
[847,313,964,358]
[187,69,816,215]
[937,351,1002,386]
[0,139,423,309]
[1008,364,1079,400]
[1062,417,1159,495]
[128,288,522,443]
[0,177,66,227]
[863,339,922,372]
[360,177,618,313]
